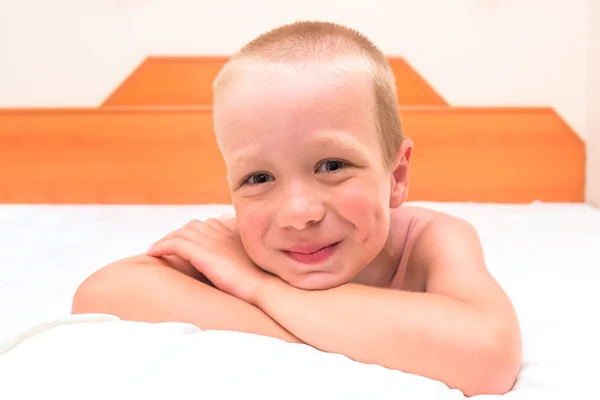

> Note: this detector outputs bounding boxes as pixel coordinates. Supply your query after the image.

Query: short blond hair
[213,21,403,166]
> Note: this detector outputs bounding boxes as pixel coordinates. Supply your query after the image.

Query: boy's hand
[146,217,273,304]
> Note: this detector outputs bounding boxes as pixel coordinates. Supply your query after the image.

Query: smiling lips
[283,242,340,264]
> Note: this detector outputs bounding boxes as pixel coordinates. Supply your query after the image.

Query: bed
[0,202,598,399]
[0,56,597,399]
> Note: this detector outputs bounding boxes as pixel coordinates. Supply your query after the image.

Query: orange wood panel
[0,106,584,204]
[388,59,447,106]
[101,56,447,107]
[402,107,585,203]
[102,57,229,107]
[0,107,230,204]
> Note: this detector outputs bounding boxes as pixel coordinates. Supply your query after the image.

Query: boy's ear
[389,139,413,209]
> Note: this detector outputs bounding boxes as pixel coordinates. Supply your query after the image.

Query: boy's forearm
[72,259,302,344]
[254,280,517,396]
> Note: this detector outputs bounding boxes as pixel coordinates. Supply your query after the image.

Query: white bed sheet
[0,202,599,399]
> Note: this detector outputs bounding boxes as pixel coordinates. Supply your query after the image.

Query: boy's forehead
[214,66,375,151]
[220,66,371,106]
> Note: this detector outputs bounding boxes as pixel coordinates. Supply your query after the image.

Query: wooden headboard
[0,57,585,204]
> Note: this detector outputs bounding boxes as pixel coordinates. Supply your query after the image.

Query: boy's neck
[351,218,404,288]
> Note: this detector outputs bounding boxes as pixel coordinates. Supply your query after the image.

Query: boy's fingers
[147,238,208,270]
[202,218,232,235]
[149,227,205,251]
[184,219,224,235]
[219,215,239,234]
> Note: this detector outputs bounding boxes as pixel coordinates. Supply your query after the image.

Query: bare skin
[71,206,427,343]
[72,205,430,340]
[72,252,301,343]
[72,205,521,396]
[73,57,521,397]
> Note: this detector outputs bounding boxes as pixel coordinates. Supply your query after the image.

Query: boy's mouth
[282,241,340,264]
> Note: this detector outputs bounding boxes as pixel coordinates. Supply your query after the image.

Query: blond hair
[213,21,403,166]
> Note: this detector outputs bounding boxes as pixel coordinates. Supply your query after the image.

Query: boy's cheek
[235,205,267,242]
[336,185,387,223]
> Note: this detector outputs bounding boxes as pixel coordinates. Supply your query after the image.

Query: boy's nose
[277,184,325,230]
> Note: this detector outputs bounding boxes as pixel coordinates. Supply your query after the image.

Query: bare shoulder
[385,206,451,291]
[392,206,511,302]
[388,205,445,251]
[404,207,519,326]
[392,206,483,270]
[407,208,482,262]
[391,204,444,221]
[406,208,489,291]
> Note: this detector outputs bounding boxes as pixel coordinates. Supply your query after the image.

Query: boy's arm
[252,216,521,396]
[71,255,302,344]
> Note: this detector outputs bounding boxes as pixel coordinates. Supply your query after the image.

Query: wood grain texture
[0,106,584,204]
[0,107,229,204]
[402,107,585,202]
[101,56,448,107]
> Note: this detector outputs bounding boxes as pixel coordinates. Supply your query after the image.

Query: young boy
[72,21,521,396]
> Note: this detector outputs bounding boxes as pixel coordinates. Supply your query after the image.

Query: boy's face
[214,66,408,290]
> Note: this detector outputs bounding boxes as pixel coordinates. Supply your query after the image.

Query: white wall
[0,0,589,138]
[587,0,600,206]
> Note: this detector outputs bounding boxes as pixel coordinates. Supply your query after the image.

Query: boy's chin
[285,271,348,291]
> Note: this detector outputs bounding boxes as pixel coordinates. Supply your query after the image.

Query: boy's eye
[316,159,348,173]
[244,172,274,185]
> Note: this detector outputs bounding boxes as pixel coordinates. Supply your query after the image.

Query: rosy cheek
[336,184,382,221]
[236,202,268,246]
[335,183,389,247]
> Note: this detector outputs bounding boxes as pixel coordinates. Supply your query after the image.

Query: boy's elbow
[71,265,116,315]
[462,326,521,397]
[71,256,143,315]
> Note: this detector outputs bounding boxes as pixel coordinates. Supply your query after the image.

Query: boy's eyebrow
[227,130,371,170]
[227,148,263,171]
[310,131,370,155]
